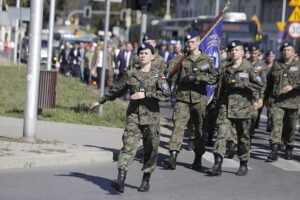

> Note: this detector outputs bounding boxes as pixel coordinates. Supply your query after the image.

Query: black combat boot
[285,145,293,160]
[162,151,178,169]
[227,141,236,159]
[267,144,278,161]
[192,154,202,170]
[207,154,223,176]
[111,169,126,193]
[236,160,248,176]
[137,173,151,192]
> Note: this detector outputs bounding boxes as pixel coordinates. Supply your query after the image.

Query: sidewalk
[0,116,172,169]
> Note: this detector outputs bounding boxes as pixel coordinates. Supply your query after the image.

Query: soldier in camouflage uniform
[247,43,268,139]
[127,33,166,72]
[265,42,300,161]
[212,47,237,158]
[264,50,277,132]
[89,43,170,193]
[162,30,218,170]
[208,40,264,176]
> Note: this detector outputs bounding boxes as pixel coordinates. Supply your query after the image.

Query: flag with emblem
[199,18,223,103]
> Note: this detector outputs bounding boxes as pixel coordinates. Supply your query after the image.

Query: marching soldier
[266,41,300,161]
[128,33,166,72]
[162,30,218,170]
[248,43,268,137]
[264,50,276,132]
[89,43,170,193]
[208,40,264,176]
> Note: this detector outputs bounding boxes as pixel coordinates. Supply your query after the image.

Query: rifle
[166,0,231,79]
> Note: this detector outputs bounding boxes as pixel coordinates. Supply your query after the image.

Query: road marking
[251,147,300,172]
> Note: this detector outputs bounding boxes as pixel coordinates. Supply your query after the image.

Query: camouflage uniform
[99,66,170,173]
[250,60,268,137]
[266,60,300,148]
[167,53,218,155]
[213,59,264,160]
[128,52,166,72]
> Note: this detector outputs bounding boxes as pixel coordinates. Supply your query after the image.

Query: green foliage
[0,66,127,128]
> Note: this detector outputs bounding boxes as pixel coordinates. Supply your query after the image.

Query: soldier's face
[267,54,276,63]
[144,40,156,48]
[282,46,296,60]
[250,50,260,61]
[139,49,154,65]
[230,46,244,61]
[187,37,200,51]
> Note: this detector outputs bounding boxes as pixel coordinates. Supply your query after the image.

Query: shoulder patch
[255,76,262,82]
[162,82,169,90]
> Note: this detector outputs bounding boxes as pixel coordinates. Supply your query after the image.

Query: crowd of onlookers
[56,38,185,89]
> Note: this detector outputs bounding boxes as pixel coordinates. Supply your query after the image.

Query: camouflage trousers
[250,109,259,138]
[213,116,251,161]
[117,122,160,173]
[169,100,206,155]
[269,106,298,147]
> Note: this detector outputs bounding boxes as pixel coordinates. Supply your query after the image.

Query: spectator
[69,42,81,77]
[59,41,72,76]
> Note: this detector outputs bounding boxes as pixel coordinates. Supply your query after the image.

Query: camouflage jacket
[128,52,166,72]
[218,59,264,119]
[266,60,300,109]
[99,66,171,125]
[166,52,218,104]
[250,60,268,100]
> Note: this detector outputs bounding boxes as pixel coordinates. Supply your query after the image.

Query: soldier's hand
[281,85,293,94]
[130,92,145,100]
[182,74,196,83]
[88,102,100,112]
[254,99,263,110]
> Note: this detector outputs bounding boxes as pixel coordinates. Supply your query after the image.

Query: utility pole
[23,0,44,141]
[164,0,171,19]
[47,0,56,71]
[99,0,111,115]
[282,0,287,22]
[215,0,220,16]
[140,5,147,44]
[13,0,20,63]
[0,0,3,11]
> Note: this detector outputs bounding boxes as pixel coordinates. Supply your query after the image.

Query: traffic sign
[288,22,300,39]
[288,7,300,21]
[276,22,286,31]
[289,0,300,6]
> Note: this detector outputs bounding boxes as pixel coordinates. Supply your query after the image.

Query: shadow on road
[56,172,138,195]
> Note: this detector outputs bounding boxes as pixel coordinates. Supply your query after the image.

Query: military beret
[137,42,155,55]
[249,43,260,51]
[266,50,275,56]
[142,33,155,42]
[227,40,243,51]
[185,30,200,41]
[280,41,295,52]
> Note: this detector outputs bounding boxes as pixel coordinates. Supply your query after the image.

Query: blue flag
[199,19,223,103]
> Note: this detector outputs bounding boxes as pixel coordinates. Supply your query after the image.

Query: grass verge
[0,66,127,128]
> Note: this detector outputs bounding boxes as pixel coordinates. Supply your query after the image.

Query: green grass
[0,66,127,128]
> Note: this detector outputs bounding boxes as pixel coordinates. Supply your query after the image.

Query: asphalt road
[0,104,299,200]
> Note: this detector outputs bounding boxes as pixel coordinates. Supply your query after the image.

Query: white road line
[203,151,252,169]
[251,148,300,172]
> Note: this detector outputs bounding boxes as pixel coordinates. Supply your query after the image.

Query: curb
[0,150,113,169]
